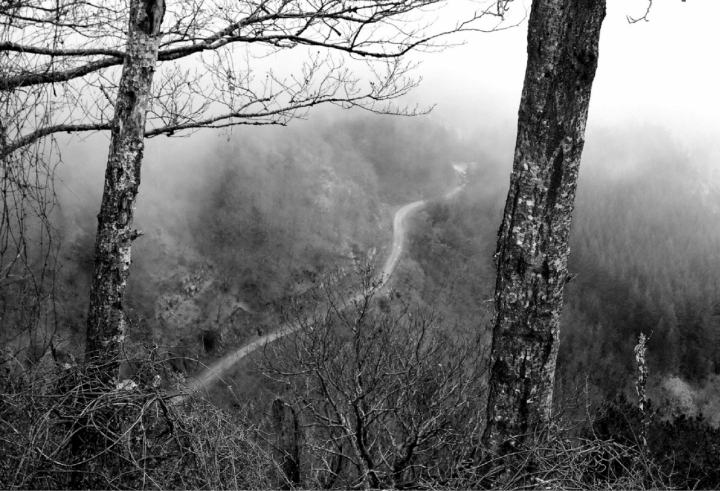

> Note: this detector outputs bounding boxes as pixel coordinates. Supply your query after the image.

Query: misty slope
[53,115,720,421]
[52,112,460,370]
[402,162,504,325]
[560,127,720,396]
[405,124,720,420]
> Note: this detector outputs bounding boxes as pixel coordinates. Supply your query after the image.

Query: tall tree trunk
[71,3,164,486]
[85,0,164,380]
[483,0,606,454]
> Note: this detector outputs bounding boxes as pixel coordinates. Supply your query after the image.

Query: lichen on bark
[483,0,606,455]
[85,0,164,382]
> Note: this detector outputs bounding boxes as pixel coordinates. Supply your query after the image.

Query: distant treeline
[408,124,720,398]
[561,127,720,389]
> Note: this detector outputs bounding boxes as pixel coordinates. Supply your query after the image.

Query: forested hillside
[5,113,720,488]
[48,113,460,369]
[406,124,720,420]
[561,127,720,401]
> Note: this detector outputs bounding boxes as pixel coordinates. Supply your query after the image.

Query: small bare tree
[0,83,60,360]
[261,269,487,489]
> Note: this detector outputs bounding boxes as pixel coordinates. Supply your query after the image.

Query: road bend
[169,184,462,403]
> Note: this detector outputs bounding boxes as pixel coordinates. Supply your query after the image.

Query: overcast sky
[409,0,720,152]
[59,0,720,196]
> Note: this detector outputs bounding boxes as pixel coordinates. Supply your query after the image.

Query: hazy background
[48,0,720,418]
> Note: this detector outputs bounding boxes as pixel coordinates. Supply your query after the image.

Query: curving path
[171,184,463,403]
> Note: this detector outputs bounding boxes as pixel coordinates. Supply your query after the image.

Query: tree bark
[84,0,165,380]
[271,398,302,488]
[483,0,606,454]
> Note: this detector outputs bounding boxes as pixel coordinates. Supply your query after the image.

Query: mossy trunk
[483,0,606,454]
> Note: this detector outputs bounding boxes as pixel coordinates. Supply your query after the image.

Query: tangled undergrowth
[591,393,720,490]
[1,343,698,490]
[0,347,274,490]
[0,321,713,490]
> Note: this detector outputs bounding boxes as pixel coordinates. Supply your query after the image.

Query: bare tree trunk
[84,0,164,380]
[271,398,302,488]
[483,0,606,454]
[70,2,165,487]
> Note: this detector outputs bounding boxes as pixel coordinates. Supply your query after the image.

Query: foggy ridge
[173,182,466,402]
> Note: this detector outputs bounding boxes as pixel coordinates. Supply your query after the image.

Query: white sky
[409,0,720,150]
[58,0,720,188]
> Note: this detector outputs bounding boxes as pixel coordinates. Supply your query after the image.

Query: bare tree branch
[1,0,518,155]
[0,41,124,58]
[1,123,112,159]
[627,0,653,23]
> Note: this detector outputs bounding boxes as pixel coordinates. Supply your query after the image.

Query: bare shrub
[474,427,668,490]
[260,267,488,489]
[0,345,275,490]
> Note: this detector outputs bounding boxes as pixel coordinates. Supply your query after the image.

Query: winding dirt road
[172,185,462,402]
